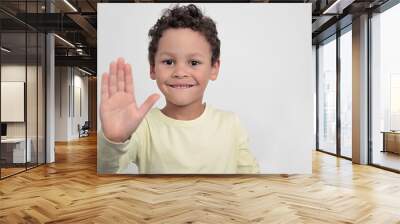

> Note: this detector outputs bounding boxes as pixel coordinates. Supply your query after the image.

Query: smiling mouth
[168,84,196,89]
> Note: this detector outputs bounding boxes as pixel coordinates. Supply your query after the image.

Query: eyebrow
[158,52,206,58]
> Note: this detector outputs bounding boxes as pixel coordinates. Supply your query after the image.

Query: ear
[210,59,220,81]
[150,65,156,80]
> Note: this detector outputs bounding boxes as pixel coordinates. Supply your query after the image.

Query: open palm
[100,58,159,143]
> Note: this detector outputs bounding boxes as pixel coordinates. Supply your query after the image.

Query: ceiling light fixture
[63,0,78,12]
[1,47,11,53]
[54,34,75,48]
[322,0,354,15]
[78,67,93,76]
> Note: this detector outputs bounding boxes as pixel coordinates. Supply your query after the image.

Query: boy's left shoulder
[207,105,240,124]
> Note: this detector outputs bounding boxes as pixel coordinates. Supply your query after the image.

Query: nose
[172,62,189,78]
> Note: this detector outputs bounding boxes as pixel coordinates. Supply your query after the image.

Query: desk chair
[78,121,90,138]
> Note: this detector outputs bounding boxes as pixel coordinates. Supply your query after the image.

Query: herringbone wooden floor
[1,134,400,223]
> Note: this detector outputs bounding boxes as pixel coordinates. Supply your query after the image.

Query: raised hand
[100,58,160,143]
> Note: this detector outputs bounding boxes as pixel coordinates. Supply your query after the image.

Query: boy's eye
[190,60,201,66]
[162,59,174,65]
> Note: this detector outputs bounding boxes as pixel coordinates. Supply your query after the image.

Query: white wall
[54,67,89,141]
[72,72,89,138]
[55,67,68,141]
[98,3,313,174]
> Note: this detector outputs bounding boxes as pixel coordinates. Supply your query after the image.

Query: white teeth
[170,85,194,89]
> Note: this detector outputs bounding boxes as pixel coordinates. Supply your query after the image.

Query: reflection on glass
[340,29,352,158]
[0,1,47,179]
[1,31,27,177]
[371,3,400,171]
[318,37,337,154]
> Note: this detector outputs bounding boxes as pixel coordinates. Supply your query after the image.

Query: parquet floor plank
[0,134,400,223]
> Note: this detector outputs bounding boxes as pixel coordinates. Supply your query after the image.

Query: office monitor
[1,123,7,137]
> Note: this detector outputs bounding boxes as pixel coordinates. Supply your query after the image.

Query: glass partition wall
[316,26,353,159]
[316,0,400,172]
[0,1,46,179]
[317,35,337,155]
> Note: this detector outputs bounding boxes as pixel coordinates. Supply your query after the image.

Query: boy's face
[150,28,220,107]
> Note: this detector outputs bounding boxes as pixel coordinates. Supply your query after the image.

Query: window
[340,28,352,158]
[371,2,400,171]
[318,36,337,155]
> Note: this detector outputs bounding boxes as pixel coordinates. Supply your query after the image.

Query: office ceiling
[0,0,392,75]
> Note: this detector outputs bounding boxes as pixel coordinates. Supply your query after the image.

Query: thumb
[138,93,160,117]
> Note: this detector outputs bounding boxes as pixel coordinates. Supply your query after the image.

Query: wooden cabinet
[382,132,400,154]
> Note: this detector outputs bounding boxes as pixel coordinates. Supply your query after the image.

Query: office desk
[1,138,31,163]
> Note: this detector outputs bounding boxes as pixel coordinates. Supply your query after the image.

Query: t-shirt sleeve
[234,114,260,174]
[97,119,147,174]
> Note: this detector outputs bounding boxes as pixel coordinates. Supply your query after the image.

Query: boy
[98,4,259,174]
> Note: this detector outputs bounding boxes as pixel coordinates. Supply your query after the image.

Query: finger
[117,57,125,92]
[109,61,117,95]
[101,72,109,100]
[124,63,135,98]
[138,93,160,117]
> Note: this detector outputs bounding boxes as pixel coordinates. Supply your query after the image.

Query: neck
[161,100,206,120]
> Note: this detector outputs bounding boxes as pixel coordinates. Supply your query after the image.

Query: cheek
[196,69,213,83]
[195,78,210,92]
[154,68,169,80]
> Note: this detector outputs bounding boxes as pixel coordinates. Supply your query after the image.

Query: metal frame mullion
[336,29,341,157]
[367,10,373,166]
[316,44,320,151]
[24,0,28,171]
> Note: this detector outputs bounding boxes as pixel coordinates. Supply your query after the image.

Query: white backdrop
[98,3,313,174]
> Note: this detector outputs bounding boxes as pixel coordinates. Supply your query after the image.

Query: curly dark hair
[148,4,220,67]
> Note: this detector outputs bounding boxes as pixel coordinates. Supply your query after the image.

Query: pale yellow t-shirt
[98,104,259,174]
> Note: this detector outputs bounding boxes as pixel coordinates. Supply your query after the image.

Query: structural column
[46,0,55,163]
[352,14,369,164]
